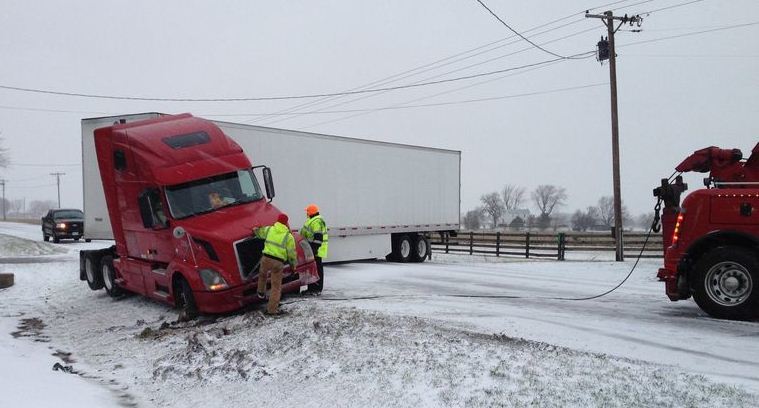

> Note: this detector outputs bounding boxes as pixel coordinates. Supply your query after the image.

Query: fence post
[445,233,449,254]
[557,232,566,261]
[469,231,474,255]
[496,231,501,257]
[525,232,531,259]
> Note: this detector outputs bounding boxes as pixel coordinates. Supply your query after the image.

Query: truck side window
[114,150,127,171]
[138,188,169,229]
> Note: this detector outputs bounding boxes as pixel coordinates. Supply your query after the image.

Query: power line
[643,0,705,15]
[0,105,111,115]
[473,0,581,59]
[619,20,759,47]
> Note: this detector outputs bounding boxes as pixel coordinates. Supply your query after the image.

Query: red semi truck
[654,143,759,320]
[79,114,319,317]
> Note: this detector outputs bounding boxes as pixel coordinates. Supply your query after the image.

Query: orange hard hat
[305,204,319,217]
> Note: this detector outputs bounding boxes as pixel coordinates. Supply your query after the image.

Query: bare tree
[462,208,483,230]
[480,192,504,229]
[596,196,630,228]
[502,184,526,211]
[28,200,57,217]
[571,206,599,231]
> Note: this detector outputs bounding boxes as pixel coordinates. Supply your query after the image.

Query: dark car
[41,209,86,243]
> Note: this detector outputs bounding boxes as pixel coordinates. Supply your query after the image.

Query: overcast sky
[0,0,756,218]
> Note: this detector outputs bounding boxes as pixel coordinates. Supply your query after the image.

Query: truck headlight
[199,268,229,291]
[56,223,67,229]
[299,240,314,263]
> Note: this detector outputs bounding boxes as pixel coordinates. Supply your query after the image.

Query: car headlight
[299,240,314,263]
[56,223,67,229]
[199,268,229,291]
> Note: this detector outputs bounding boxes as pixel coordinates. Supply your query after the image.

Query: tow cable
[285,173,680,305]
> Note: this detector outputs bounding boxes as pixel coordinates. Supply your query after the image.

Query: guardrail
[430,231,663,260]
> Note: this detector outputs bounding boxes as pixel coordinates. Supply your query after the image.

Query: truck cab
[79,114,318,316]
[654,143,759,320]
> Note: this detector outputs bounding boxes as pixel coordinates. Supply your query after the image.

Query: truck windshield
[54,210,83,219]
[165,170,263,219]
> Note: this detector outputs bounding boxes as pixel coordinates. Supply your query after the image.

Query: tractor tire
[411,235,430,263]
[175,277,198,321]
[692,246,759,320]
[392,234,413,263]
[84,252,105,290]
[101,256,123,298]
[0,273,14,289]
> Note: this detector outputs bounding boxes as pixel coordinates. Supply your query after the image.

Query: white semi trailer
[82,113,460,263]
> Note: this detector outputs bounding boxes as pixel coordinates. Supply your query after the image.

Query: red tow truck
[654,143,759,320]
[79,114,319,317]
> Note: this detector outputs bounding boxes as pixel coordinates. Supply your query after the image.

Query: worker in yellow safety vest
[252,213,297,315]
[300,204,328,294]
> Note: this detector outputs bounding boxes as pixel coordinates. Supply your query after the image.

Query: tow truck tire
[411,235,429,263]
[692,246,759,321]
[101,256,123,298]
[175,277,198,321]
[392,234,413,263]
[85,253,105,290]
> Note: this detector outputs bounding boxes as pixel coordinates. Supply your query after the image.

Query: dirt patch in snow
[131,304,758,408]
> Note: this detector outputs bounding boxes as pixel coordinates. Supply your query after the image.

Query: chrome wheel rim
[400,239,411,259]
[705,261,752,306]
[85,258,95,283]
[102,264,112,291]
[416,239,427,257]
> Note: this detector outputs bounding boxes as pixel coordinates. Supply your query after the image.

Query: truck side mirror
[262,167,275,201]
[138,194,154,229]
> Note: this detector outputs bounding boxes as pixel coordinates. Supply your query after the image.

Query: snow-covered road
[1,221,757,407]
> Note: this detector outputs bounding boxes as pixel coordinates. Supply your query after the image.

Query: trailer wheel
[101,256,123,298]
[84,253,104,290]
[692,246,758,320]
[392,234,413,263]
[175,277,198,321]
[411,235,430,263]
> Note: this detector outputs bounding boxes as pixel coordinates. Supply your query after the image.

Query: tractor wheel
[101,256,123,298]
[85,253,105,290]
[175,277,198,321]
[692,246,758,320]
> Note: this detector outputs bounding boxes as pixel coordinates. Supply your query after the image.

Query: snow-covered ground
[1,221,758,407]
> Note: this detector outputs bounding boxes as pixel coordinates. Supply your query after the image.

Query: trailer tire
[392,234,413,263]
[411,235,429,263]
[692,246,758,321]
[84,253,105,290]
[101,256,123,298]
[175,277,198,321]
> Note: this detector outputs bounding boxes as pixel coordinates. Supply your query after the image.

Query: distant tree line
[463,184,654,232]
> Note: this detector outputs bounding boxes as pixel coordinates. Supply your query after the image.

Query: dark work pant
[309,242,324,291]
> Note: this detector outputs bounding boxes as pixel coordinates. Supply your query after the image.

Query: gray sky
[0,0,757,217]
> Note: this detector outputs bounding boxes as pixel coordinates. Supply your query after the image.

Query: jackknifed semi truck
[79,113,460,315]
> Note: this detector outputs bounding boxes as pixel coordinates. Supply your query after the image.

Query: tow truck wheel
[101,255,123,298]
[693,247,759,320]
[85,253,104,290]
[411,235,429,263]
[175,277,198,321]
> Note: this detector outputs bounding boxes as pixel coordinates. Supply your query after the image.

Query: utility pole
[0,179,6,221]
[50,172,65,208]
[585,10,642,262]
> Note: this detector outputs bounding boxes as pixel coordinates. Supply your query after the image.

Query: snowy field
[1,221,758,407]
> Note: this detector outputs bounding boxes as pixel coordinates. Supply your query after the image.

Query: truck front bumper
[193,261,320,314]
